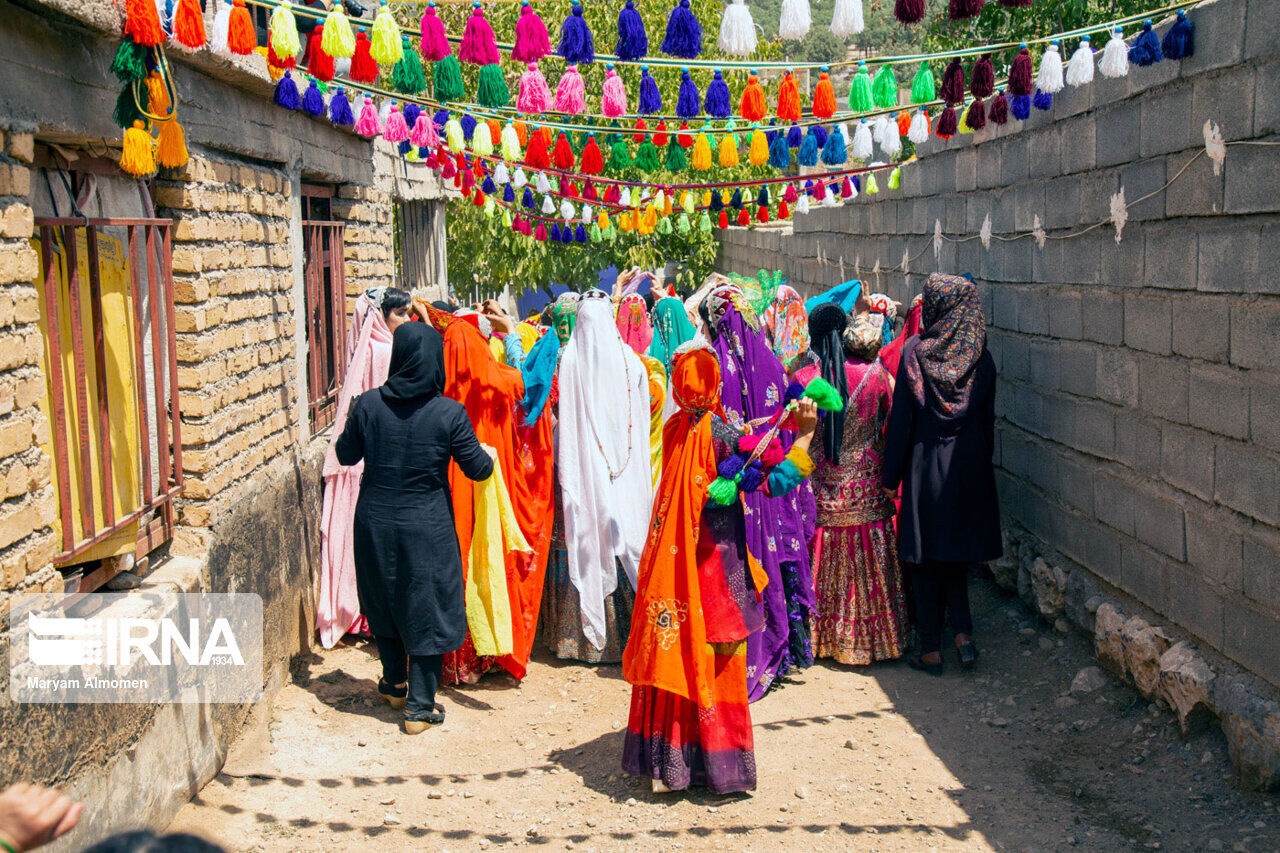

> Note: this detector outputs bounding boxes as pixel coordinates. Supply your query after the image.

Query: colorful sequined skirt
[809,519,907,666]
[538,550,635,664]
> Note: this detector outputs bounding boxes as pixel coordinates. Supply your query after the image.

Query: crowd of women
[320,268,1002,787]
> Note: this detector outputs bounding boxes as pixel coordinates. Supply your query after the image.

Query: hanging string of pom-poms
[115,0,194,176]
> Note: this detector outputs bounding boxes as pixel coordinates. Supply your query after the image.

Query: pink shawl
[615,293,653,355]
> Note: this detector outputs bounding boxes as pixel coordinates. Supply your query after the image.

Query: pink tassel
[512,0,551,63]
[419,2,451,61]
[518,62,552,113]
[554,64,586,114]
[410,113,439,148]
[354,97,381,137]
[602,65,627,117]
[383,105,410,143]
[459,2,500,66]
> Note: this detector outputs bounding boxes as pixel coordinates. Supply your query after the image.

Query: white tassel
[830,0,864,38]
[1066,37,1096,86]
[559,199,575,220]
[493,162,510,185]
[512,168,528,189]
[620,186,633,207]
[881,125,903,158]
[822,185,838,206]
[378,100,394,129]
[796,194,810,215]
[1099,27,1129,78]
[718,0,758,57]
[908,111,930,145]
[210,1,232,57]
[1035,42,1064,94]
[582,203,593,222]
[871,114,890,145]
[334,57,351,79]
[778,0,811,41]
[852,120,873,160]
[535,171,551,193]
[847,179,859,200]
[838,122,851,147]
[541,195,556,215]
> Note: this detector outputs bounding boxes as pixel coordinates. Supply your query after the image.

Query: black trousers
[374,635,443,719]
[911,560,974,655]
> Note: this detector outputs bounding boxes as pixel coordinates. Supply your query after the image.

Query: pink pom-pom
[460,4,500,66]
[383,106,410,144]
[410,113,438,148]
[738,433,764,454]
[784,183,799,204]
[554,65,586,114]
[511,1,551,63]
[354,97,381,137]
[534,223,548,241]
[518,62,552,113]
[602,67,627,118]
[419,3,451,61]
[760,439,786,468]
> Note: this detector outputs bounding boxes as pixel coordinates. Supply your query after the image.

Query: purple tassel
[460,114,477,139]
[851,175,860,192]
[940,57,966,104]
[575,224,587,242]
[482,175,496,194]
[273,72,300,110]
[398,140,412,155]
[522,187,535,209]
[558,1,595,64]
[616,0,648,60]
[503,184,515,203]
[786,124,803,148]
[1011,93,1031,120]
[971,53,995,98]
[718,454,745,479]
[638,66,662,114]
[404,103,422,130]
[550,223,561,241]
[661,0,702,59]
[965,98,986,130]
[1162,10,1194,60]
[1009,45,1033,95]
[1033,89,1053,111]
[812,124,828,148]
[704,70,731,118]
[433,108,450,129]
[301,79,325,117]
[676,68,700,118]
[1129,21,1163,66]
[894,0,925,24]
[989,90,1008,124]
[329,88,354,126]
[782,382,804,405]
[936,104,958,136]
[738,462,763,494]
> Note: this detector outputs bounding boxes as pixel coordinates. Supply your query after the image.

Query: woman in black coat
[881,273,1001,676]
[335,322,494,732]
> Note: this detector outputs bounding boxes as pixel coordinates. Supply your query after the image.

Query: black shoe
[956,642,979,670]
[908,654,944,677]
[404,704,445,734]
[378,678,407,710]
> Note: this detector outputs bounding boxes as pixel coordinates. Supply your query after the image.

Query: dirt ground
[171,580,1280,852]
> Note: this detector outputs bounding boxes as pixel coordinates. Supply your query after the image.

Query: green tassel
[848,64,874,112]
[658,215,672,235]
[477,63,510,109]
[113,82,145,130]
[634,140,661,172]
[664,139,686,172]
[390,41,426,94]
[608,138,631,171]
[707,474,741,506]
[910,61,936,105]
[803,376,845,412]
[872,65,899,109]
[434,54,464,102]
[677,212,691,233]
[111,40,148,83]
[590,224,602,242]
[698,211,712,232]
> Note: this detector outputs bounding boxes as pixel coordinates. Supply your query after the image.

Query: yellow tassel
[156,117,188,168]
[597,210,609,230]
[718,133,739,168]
[702,189,712,206]
[120,120,156,176]
[748,128,767,166]
[321,5,356,59]
[643,205,658,230]
[146,73,171,118]
[269,1,302,61]
[370,1,404,66]
[691,132,712,171]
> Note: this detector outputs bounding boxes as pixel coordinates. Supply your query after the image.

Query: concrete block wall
[717,0,1280,692]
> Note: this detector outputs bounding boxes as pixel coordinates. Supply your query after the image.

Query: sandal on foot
[907,654,944,677]
[404,704,446,735]
[378,678,407,710]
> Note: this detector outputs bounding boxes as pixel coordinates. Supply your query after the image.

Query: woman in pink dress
[317,287,414,648]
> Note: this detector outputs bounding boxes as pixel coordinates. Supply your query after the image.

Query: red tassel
[125,0,165,46]
[525,127,551,169]
[605,184,621,204]
[268,41,297,70]
[718,210,729,228]
[936,105,958,138]
[677,121,694,148]
[736,207,751,226]
[172,0,207,48]
[583,180,598,201]
[778,200,790,218]
[777,71,801,122]
[633,118,648,143]
[552,132,575,170]
[566,180,579,197]
[653,121,669,147]
[756,204,769,223]
[227,0,257,55]
[473,190,486,206]
[304,29,333,81]
[350,31,379,83]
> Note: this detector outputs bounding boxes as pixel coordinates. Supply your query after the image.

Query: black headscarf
[808,302,849,465]
[904,273,985,420]
[381,322,445,401]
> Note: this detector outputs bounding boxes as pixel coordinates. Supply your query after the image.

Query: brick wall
[717,0,1280,686]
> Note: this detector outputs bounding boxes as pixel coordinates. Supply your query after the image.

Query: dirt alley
[170,580,1280,852]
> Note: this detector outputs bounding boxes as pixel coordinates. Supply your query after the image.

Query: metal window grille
[303,217,347,432]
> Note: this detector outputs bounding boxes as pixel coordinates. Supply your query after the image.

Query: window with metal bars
[302,183,347,432]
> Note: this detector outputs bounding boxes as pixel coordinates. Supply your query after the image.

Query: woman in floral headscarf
[883,274,1001,676]
[616,292,667,487]
[760,284,810,368]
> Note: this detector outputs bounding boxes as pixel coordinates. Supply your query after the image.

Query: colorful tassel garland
[940,57,965,104]
[1162,10,1194,60]
[552,64,585,114]
[910,61,935,104]
[227,0,256,55]
[602,66,627,117]
[989,90,1009,124]
[1100,27,1129,78]
[704,70,731,117]
[419,3,451,61]
[831,0,864,37]
[740,71,766,122]
[676,68,700,118]
[894,0,925,25]
[321,3,355,59]
[718,133,739,167]
[434,54,464,101]
[1009,45,1033,95]
[777,70,801,121]
[350,31,379,83]
[971,53,995,98]
[518,63,551,112]
[908,109,930,144]
[391,40,426,93]
[1036,41,1064,93]
[460,3,500,65]
[513,0,551,62]
[371,1,403,66]
[748,126,767,165]
[1128,20,1162,66]
[822,125,847,165]
[1066,37,1095,86]
[718,0,757,57]
[638,67,663,114]
[813,69,836,118]
[616,0,649,60]
[120,120,156,176]
[779,0,811,41]
[273,70,300,109]
[558,0,595,64]
[948,0,984,21]
[849,62,874,111]
[172,0,207,49]
[125,0,164,46]
[662,0,703,59]
[767,132,790,168]
[156,116,188,168]
[301,78,325,115]
[478,63,510,108]
[664,139,687,171]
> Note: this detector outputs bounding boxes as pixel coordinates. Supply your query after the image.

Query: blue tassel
[575,224,588,242]
[638,67,663,114]
[550,223,561,241]
[768,133,790,168]
[1011,93,1032,120]
[460,114,477,139]
[418,147,429,158]
[821,125,846,165]
[273,72,300,110]
[1033,89,1053,111]
[1129,21,1162,66]
[765,124,778,145]
[704,70,731,118]
[798,130,819,167]
[676,68,700,118]
[522,187,535,209]
[329,88,354,126]
[434,108,450,129]
[398,140,412,155]
[804,179,814,194]
[851,175,860,192]
[756,186,769,207]
[301,79,325,117]
[730,188,742,209]
[563,224,575,243]
[717,454,745,479]
[503,184,515,203]
[615,0,648,60]
[1162,10,1194,60]
[482,175,496,194]
[786,124,803,148]
[661,0,702,59]
[403,102,422,130]
[738,462,763,493]
[812,125,828,148]
[558,1,595,64]
[709,189,724,212]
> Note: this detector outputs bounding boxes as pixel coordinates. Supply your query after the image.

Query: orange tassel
[125,0,164,46]
[228,0,257,55]
[146,73,172,118]
[172,0,207,48]
[812,71,836,119]
[486,119,502,144]
[777,71,801,122]
[513,120,528,147]
[897,110,912,137]
[156,117,189,168]
[739,72,766,122]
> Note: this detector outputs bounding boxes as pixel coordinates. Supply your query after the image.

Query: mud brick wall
[717,0,1280,688]
[335,184,396,312]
